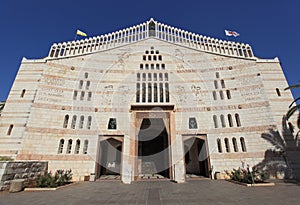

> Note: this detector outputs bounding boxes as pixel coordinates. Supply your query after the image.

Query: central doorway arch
[138,118,170,179]
[184,137,210,178]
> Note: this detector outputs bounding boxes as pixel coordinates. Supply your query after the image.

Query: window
[220,115,226,127]
[235,114,241,127]
[217,138,222,153]
[87,92,92,101]
[224,138,230,152]
[75,139,80,154]
[221,79,225,88]
[142,73,146,81]
[213,91,217,100]
[148,55,151,61]
[71,115,77,129]
[226,90,231,99]
[79,116,84,129]
[154,83,158,102]
[228,114,233,127]
[158,55,162,60]
[219,91,224,100]
[151,64,154,69]
[142,83,146,102]
[73,91,78,100]
[86,81,90,90]
[20,89,26,98]
[165,73,168,81]
[84,72,88,79]
[148,73,152,81]
[63,115,69,128]
[79,80,83,89]
[80,91,85,100]
[136,83,140,102]
[276,88,281,96]
[161,64,165,69]
[83,140,88,154]
[137,73,140,81]
[58,139,64,154]
[140,64,143,69]
[214,80,218,89]
[156,64,159,69]
[108,118,117,129]
[232,138,238,152]
[87,116,92,129]
[143,55,146,61]
[159,83,164,102]
[66,139,72,154]
[213,115,218,128]
[165,83,169,102]
[148,83,152,102]
[216,72,220,78]
[240,137,247,152]
[189,117,198,129]
[154,73,157,81]
[7,124,13,135]
[159,73,163,81]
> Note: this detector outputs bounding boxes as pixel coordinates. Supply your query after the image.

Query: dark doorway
[184,138,209,177]
[99,138,122,178]
[138,118,170,178]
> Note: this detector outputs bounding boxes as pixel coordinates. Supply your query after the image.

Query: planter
[24,182,78,191]
[226,179,275,187]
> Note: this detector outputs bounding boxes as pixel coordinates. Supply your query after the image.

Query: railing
[48,18,254,59]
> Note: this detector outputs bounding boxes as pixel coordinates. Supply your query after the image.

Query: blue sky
[0,0,299,102]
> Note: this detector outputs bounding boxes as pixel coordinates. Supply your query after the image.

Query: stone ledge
[24,182,78,191]
[226,179,275,187]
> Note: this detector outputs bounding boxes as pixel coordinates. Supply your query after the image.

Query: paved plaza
[0,179,299,205]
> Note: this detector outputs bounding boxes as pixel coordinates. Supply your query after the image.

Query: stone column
[170,112,185,183]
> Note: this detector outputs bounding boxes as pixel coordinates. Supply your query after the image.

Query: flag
[225,30,240,37]
[76,29,87,37]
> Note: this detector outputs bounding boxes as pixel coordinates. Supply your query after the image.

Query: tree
[284,83,300,123]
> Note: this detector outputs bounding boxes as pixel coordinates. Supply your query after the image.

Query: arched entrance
[98,138,123,180]
[137,118,170,179]
[184,136,210,178]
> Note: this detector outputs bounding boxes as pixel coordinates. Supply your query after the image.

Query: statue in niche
[189,117,198,129]
[108,118,117,129]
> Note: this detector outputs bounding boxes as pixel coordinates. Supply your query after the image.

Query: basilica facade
[0,19,294,183]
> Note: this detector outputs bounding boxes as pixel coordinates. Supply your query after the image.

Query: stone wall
[0,161,47,191]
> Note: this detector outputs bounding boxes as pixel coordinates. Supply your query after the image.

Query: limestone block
[9,179,24,193]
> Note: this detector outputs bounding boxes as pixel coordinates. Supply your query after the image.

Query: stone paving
[0,179,299,205]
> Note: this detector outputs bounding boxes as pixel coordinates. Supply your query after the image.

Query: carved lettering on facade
[44,77,65,86]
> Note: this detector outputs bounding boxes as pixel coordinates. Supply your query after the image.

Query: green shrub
[35,169,72,188]
[0,156,13,161]
[229,166,269,184]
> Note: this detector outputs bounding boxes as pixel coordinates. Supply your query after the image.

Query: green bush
[0,156,13,161]
[35,169,72,188]
[229,166,269,184]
